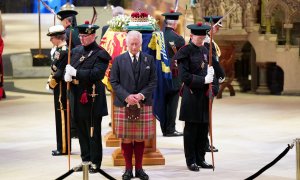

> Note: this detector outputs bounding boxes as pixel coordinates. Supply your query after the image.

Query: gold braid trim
[213,41,221,57]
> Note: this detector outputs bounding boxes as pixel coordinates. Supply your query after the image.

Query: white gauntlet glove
[66,64,77,77]
[64,73,72,82]
[219,77,225,83]
[205,66,214,84]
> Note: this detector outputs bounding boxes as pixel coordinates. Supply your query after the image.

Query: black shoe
[135,169,149,180]
[89,163,99,174]
[122,169,133,180]
[205,145,218,152]
[165,130,183,137]
[198,161,213,169]
[187,163,199,171]
[52,150,67,156]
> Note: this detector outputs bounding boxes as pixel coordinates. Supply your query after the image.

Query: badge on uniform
[203,54,208,62]
[54,51,60,60]
[201,62,205,69]
[79,56,85,62]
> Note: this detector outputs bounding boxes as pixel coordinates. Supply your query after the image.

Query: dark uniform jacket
[164,27,185,91]
[70,41,111,118]
[110,51,157,107]
[173,42,219,123]
[51,44,68,81]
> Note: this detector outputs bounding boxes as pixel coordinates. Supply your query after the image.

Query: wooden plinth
[104,131,121,147]
[112,148,165,166]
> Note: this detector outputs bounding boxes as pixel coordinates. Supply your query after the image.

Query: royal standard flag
[142,31,172,125]
[100,30,127,91]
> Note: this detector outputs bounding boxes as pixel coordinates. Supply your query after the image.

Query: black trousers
[184,122,208,166]
[53,82,69,153]
[76,114,103,168]
[161,90,179,134]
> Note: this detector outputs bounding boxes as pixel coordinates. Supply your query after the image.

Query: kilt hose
[114,105,155,140]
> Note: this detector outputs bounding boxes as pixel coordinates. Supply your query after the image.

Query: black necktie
[133,55,138,69]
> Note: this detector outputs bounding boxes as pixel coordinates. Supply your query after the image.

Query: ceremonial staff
[66,23,72,171]
[208,16,215,171]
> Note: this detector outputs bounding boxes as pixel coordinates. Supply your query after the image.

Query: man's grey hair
[112,6,124,17]
[65,16,74,23]
[166,19,177,27]
[126,30,142,44]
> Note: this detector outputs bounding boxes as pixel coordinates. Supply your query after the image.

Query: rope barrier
[55,169,74,180]
[245,143,294,180]
[97,168,117,180]
[55,165,116,180]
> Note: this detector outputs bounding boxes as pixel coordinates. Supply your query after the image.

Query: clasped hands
[126,94,144,106]
[64,64,77,82]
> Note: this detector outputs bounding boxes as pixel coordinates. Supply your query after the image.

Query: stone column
[265,15,271,34]
[256,62,270,94]
[284,23,293,46]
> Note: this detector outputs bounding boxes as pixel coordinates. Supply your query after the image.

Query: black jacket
[110,51,157,107]
[70,41,111,118]
[173,42,219,123]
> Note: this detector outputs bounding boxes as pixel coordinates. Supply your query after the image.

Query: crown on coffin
[131,11,149,22]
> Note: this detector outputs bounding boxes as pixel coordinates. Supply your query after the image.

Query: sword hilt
[90,127,94,137]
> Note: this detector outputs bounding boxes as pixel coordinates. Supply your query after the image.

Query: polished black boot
[187,163,200,172]
[135,169,149,180]
[198,161,213,169]
[122,169,133,180]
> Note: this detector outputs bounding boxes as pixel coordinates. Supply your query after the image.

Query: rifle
[208,16,215,171]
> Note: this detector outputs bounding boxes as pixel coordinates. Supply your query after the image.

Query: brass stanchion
[33,0,47,59]
[82,162,90,180]
[295,138,300,180]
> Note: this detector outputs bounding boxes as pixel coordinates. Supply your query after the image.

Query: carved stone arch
[265,0,290,23]
[289,11,300,23]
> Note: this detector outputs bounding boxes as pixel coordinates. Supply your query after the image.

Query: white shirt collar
[128,51,140,62]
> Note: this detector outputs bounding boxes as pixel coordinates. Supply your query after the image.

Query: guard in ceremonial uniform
[110,30,157,180]
[64,21,111,173]
[203,16,226,153]
[57,9,81,50]
[46,25,69,156]
[173,23,219,171]
[160,10,185,137]
[57,9,81,138]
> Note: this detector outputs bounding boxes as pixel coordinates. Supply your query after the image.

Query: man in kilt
[110,30,157,180]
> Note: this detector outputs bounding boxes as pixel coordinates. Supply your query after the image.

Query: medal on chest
[54,51,60,60]
[80,50,93,62]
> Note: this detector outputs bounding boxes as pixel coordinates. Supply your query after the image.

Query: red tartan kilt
[114,105,155,140]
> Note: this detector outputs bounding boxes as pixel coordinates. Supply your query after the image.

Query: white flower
[107,15,130,32]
